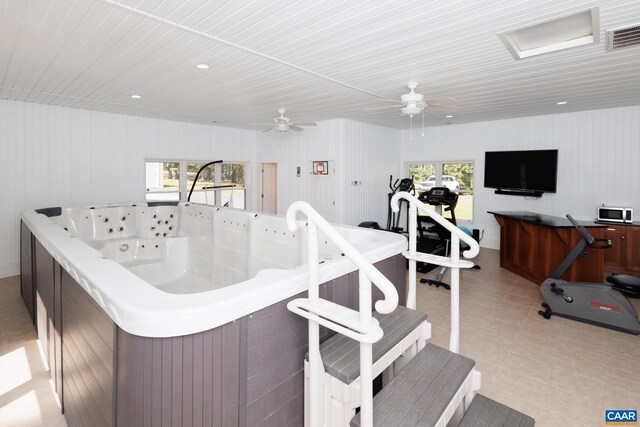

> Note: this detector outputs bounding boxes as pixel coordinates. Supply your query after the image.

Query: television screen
[484,149,558,193]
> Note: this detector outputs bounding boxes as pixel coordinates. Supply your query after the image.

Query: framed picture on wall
[312,161,329,175]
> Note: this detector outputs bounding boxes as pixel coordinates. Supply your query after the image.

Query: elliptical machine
[359,175,415,233]
[538,214,640,335]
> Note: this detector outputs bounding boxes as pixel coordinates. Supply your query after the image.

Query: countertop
[594,220,640,227]
[488,211,607,228]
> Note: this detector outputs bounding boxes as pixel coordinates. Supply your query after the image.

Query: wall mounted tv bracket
[494,189,543,198]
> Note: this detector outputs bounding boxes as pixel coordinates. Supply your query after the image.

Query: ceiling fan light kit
[401,104,423,116]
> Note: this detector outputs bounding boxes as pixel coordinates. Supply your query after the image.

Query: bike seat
[607,274,640,299]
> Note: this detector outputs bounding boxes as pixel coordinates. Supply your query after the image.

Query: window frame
[144,160,183,202]
[144,158,249,209]
[407,160,475,223]
[217,162,247,209]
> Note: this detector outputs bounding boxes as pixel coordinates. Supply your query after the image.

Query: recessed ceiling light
[195,64,210,69]
[557,101,568,105]
[130,94,142,99]
[446,115,454,118]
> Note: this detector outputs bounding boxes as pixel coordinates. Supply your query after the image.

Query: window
[443,162,473,221]
[145,160,247,209]
[408,161,474,221]
[187,162,216,206]
[220,163,246,209]
[145,162,181,201]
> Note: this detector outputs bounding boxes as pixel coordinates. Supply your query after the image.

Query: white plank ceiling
[1,0,639,129]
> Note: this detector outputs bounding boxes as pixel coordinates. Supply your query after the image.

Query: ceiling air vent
[607,24,640,50]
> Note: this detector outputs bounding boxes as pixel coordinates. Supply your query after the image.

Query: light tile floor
[0,248,638,427]
[417,249,640,427]
[0,275,67,427]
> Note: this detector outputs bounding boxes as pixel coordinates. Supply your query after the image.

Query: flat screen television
[484,149,558,195]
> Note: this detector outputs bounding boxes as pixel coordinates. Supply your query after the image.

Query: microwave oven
[597,206,633,223]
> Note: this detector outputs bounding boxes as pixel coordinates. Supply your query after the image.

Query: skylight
[498,8,600,60]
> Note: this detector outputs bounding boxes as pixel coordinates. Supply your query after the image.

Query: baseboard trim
[480,238,500,250]
[0,261,20,279]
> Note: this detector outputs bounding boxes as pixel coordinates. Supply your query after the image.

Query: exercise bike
[538,214,640,335]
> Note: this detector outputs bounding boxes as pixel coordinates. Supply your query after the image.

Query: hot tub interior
[53,203,355,294]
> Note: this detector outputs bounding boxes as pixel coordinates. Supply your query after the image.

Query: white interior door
[260,163,277,214]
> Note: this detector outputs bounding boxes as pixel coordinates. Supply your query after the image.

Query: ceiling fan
[367,82,458,139]
[368,82,458,117]
[251,109,317,133]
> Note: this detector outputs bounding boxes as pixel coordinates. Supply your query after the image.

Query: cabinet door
[625,226,640,274]
[603,226,626,273]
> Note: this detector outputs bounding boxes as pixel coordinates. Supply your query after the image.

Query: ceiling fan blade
[292,122,316,126]
[423,110,457,122]
[363,105,402,111]
[378,98,405,105]
[424,104,459,113]
[423,96,457,105]
[261,128,273,132]
[289,125,305,132]
[248,123,276,126]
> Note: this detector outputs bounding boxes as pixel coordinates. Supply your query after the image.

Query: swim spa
[20,202,407,426]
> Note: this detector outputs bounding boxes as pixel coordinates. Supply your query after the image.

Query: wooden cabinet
[627,227,640,274]
[604,226,626,272]
[492,213,604,284]
[603,225,640,275]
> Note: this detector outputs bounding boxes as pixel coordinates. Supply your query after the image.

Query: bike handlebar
[566,214,597,246]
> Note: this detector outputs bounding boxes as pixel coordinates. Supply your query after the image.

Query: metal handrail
[286,201,399,314]
[186,160,223,202]
[391,191,479,353]
[391,192,479,259]
[286,201,399,427]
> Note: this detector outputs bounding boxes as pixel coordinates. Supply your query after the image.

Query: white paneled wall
[343,119,401,227]
[401,106,640,249]
[5,96,637,277]
[256,119,401,226]
[0,99,256,277]
[256,119,346,222]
